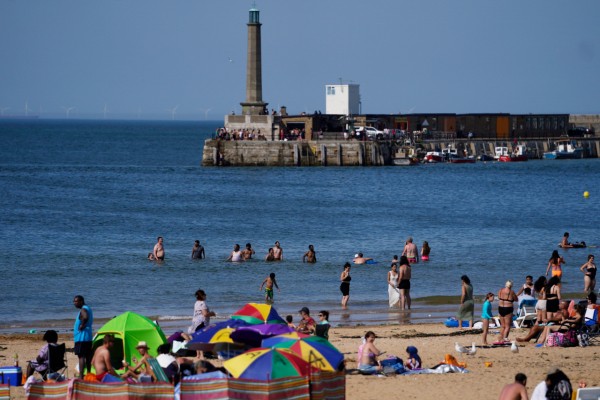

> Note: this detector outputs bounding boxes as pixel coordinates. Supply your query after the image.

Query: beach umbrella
[222,347,313,380]
[230,324,295,348]
[261,331,310,346]
[187,319,249,351]
[231,303,286,325]
[262,335,344,372]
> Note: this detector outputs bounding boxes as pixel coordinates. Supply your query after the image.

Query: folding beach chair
[514,300,537,328]
[44,343,68,380]
[578,308,600,346]
[315,324,330,340]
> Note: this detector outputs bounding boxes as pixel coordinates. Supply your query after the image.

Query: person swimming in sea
[353,253,373,264]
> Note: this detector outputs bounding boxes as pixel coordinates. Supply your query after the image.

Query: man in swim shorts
[260,273,280,303]
[398,256,412,310]
[90,334,117,382]
[402,237,419,264]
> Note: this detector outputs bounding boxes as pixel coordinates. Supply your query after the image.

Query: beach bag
[546,332,564,347]
[381,356,405,374]
[562,330,578,347]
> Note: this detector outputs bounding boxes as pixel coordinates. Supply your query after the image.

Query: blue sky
[1,1,599,120]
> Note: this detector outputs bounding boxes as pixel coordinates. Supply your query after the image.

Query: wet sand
[1,323,598,400]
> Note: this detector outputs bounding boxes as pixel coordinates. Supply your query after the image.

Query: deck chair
[315,324,330,340]
[45,343,67,380]
[514,300,537,328]
[147,358,176,383]
[579,308,600,346]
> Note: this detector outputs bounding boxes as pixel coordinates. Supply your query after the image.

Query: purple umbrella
[230,324,295,348]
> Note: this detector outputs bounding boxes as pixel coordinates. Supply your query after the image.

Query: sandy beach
[2,323,599,400]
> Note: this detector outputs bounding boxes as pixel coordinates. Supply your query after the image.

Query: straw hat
[136,341,149,349]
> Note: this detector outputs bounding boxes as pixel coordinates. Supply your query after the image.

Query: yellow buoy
[584,191,590,198]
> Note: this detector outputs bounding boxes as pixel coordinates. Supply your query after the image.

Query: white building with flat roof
[325,84,360,115]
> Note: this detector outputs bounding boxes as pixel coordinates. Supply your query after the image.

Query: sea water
[1,119,599,333]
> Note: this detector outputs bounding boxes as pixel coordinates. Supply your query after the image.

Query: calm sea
[1,119,599,333]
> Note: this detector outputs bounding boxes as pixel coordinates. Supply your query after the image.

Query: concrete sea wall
[201,138,600,167]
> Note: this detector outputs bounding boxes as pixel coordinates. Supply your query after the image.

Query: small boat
[496,144,528,162]
[543,139,583,159]
[393,147,418,166]
[448,154,476,164]
[444,146,476,164]
[478,154,495,162]
[392,158,417,166]
[424,151,444,163]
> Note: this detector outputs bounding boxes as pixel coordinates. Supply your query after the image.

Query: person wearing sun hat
[121,341,152,381]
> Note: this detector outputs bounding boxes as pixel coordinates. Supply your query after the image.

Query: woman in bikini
[545,250,566,278]
[358,331,383,374]
[545,276,562,322]
[497,280,518,342]
[580,254,596,294]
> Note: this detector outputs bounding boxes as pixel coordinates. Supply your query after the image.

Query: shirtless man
[242,243,255,260]
[303,245,317,263]
[560,232,573,248]
[91,334,117,381]
[149,237,164,261]
[353,253,373,264]
[402,237,419,264]
[398,255,412,310]
[273,241,283,261]
[499,373,528,400]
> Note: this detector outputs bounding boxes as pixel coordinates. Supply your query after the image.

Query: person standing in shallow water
[340,263,351,308]
[402,237,419,264]
[273,241,283,260]
[148,236,164,261]
[191,240,205,259]
[303,245,316,263]
[398,256,412,310]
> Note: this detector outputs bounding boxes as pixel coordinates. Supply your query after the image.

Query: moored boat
[424,151,444,163]
[496,144,528,162]
[543,139,583,159]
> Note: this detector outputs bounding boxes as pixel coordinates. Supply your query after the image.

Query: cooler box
[0,366,22,386]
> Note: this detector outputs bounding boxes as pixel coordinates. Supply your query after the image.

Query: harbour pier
[201,138,600,167]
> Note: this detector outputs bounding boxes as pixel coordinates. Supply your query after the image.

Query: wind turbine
[199,107,212,120]
[62,106,75,119]
[25,101,32,117]
[168,105,179,120]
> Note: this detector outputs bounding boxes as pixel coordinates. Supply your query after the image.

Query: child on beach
[481,292,495,345]
[260,273,280,303]
[404,346,421,370]
[421,241,431,261]
[285,315,296,329]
